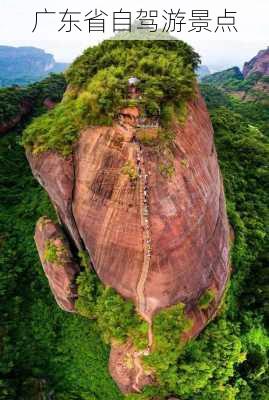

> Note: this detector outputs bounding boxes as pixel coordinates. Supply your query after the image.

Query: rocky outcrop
[27,152,82,250]
[34,217,80,312]
[43,98,57,110]
[244,80,269,100]
[0,100,32,135]
[109,341,154,393]
[243,47,269,78]
[202,57,269,100]
[27,88,230,392]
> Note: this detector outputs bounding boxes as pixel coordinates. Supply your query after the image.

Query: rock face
[27,152,83,250]
[28,88,230,391]
[28,89,230,324]
[243,47,269,78]
[109,341,154,393]
[43,98,57,110]
[34,217,80,312]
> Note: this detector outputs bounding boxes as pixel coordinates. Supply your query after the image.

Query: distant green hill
[202,66,244,88]
[202,66,269,102]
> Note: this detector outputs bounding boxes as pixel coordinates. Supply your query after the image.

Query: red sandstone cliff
[243,47,269,78]
[28,88,230,392]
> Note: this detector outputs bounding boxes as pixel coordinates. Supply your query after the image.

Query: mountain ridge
[202,47,269,101]
[0,45,69,86]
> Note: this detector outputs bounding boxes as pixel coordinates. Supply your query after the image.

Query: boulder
[34,217,80,312]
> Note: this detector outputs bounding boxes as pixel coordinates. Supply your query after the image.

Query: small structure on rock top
[128,76,140,86]
[127,76,160,128]
[128,76,140,98]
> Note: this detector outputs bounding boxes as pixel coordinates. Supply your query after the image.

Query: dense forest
[0,74,67,125]
[0,42,268,399]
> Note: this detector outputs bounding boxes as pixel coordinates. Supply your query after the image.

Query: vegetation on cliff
[144,304,191,372]
[22,40,199,155]
[197,289,215,310]
[76,267,148,348]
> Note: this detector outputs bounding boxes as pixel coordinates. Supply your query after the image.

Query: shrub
[75,266,148,346]
[159,162,175,178]
[75,267,99,319]
[95,287,142,344]
[44,240,58,263]
[198,289,215,310]
[121,161,138,181]
[43,239,68,265]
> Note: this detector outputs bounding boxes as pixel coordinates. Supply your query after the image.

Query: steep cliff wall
[27,90,230,391]
[243,47,269,78]
[28,90,229,327]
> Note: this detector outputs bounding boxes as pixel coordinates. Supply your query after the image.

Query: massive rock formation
[28,90,230,326]
[243,47,269,78]
[28,87,230,392]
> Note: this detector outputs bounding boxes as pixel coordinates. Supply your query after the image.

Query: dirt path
[137,154,151,313]
[132,141,154,392]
